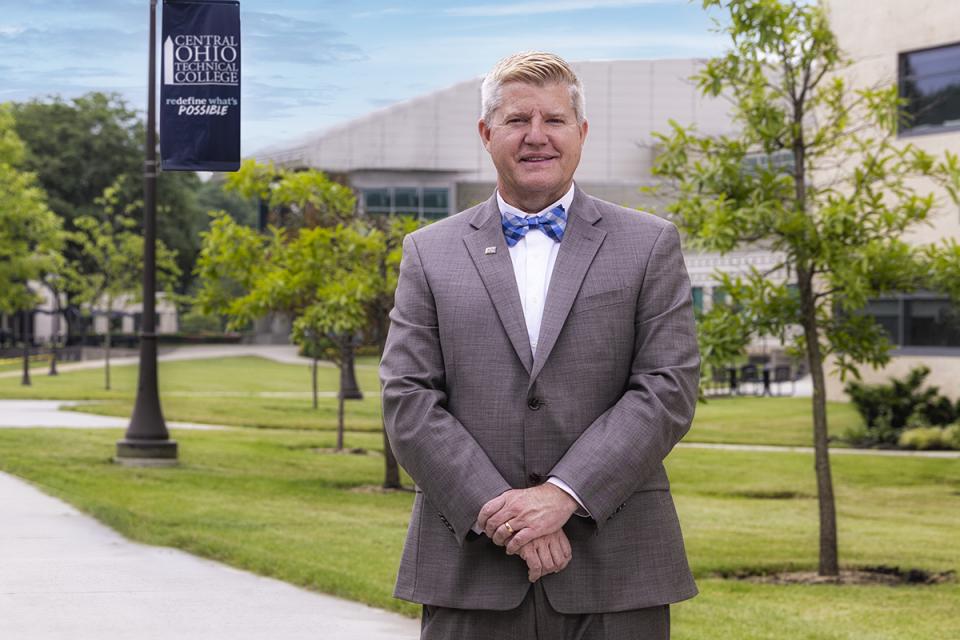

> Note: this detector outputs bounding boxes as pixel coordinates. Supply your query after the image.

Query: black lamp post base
[114,439,179,467]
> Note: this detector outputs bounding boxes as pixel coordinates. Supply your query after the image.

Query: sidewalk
[0,400,230,430]
[0,344,355,380]
[0,471,420,640]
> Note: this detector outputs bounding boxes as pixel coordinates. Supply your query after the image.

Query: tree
[0,104,63,384]
[222,160,366,389]
[204,160,422,485]
[10,92,210,304]
[70,181,180,390]
[196,214,380,450]
[652,0,960,576]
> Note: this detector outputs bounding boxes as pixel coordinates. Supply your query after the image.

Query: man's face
[478,81,588,212]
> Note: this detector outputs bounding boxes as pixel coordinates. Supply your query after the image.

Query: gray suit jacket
[379,188,699,613]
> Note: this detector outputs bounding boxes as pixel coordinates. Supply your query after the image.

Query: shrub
[179,308,223,334]
[898,427,948,450]
[844,367,958,447]
[945,424,960,450]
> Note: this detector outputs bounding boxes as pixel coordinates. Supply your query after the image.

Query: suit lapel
[528,190,606,386]
[464,196,533,374]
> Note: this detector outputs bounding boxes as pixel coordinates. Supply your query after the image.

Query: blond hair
[480,51,586,125]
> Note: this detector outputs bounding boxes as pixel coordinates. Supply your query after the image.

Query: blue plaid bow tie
[501,204,567,247]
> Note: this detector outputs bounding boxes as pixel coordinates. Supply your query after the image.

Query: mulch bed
[720,566,956,586]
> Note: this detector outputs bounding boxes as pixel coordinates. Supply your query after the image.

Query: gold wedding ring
[503,522,515,535]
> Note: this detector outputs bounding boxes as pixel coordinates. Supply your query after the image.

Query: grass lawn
[0,354,51,374]
[0,428,957,638]
[1,355,863,446]
[690,396,862,446]
[0,356,386,432]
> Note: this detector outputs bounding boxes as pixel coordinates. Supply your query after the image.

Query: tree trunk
[376,318,402,489]
[336,382,345,452]
[339,337,363,400]
[104,321,112,391]
[49,308,59,376]
[311,354,318,409]
[21,341,31,387]
[381,406,401,489]
[798,274,839,577]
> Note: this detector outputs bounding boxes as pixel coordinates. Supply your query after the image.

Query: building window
[361,187,450,220]
[711,286,729,307]
[393,188,420,217]
[363,189,392,215]
[861,295,960,347]
[899,42,960,135]
[862,298,901,343]
[422,188,449,220]
[743,149,795,175]
[692,287,704,314]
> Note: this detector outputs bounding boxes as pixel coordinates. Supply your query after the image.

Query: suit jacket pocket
[571,286,626,315]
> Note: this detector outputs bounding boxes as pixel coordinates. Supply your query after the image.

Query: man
[380,52,699,639]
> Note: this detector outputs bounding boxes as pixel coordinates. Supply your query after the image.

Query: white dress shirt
[497,185,589,517]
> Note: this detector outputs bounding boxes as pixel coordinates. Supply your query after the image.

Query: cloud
[241,79,340,119]
[352,7,418,19]
[243,12,365,66]
[445,0,680,17]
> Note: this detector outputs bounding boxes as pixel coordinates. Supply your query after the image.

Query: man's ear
[478,118,492,152]
[579,118,589,144]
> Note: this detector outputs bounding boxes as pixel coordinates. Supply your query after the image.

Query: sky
[0,0,728,155]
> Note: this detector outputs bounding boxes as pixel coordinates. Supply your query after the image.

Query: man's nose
[524,118,548,145]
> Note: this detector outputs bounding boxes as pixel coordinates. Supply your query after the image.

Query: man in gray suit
[380,51,699,639]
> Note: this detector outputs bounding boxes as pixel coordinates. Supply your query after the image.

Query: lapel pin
[484,246,497,255]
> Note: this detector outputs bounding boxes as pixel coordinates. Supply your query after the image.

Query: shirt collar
[497,183,576,219]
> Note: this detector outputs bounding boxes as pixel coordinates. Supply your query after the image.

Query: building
[255,58,779,327]
[823,0,960,398]
[256,13,960,398]
[256,59,732,215]
[0,286,178,348]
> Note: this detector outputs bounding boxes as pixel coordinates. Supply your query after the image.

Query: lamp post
[116,0,177,466]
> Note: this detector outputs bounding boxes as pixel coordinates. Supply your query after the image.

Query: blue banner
[160,0,240,172]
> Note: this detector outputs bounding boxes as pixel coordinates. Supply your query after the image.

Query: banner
[160,0,240,172]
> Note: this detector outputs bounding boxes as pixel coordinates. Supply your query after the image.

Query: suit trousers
[420,583,670,640]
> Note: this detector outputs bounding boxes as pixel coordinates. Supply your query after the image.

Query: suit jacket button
[528,472,543,484]
[527,397,543,410]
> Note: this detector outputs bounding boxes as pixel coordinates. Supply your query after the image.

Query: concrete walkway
[0,344,372,380]
[0,471,420,640]
[0,400,230,431]
[677,441,960,459]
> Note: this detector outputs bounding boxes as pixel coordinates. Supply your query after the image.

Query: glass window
[861,298,901,344]
[905,298,960,347]
[711,286,728,307]
[743,149,795,175]
[363,189,392,215]
[692,287,703,314]
[899,42,960,134]
[394,188,420,216]
[422,188,449,220]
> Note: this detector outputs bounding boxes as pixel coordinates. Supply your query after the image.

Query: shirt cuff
[547,477,591,517]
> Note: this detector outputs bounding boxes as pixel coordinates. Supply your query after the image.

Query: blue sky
[0,0,727,155]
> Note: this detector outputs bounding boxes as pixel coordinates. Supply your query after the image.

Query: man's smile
[519,154,558,163]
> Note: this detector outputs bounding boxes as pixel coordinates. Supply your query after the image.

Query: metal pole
[116,0,177,465]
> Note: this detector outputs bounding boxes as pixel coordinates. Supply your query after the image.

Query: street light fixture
[115,0,177,466]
